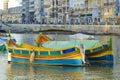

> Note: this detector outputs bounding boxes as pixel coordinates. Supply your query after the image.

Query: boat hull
[86,51,113,62]
[11,56,83,66]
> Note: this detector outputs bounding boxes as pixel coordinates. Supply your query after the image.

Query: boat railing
[85,44,109,54]
[7,46,80,56]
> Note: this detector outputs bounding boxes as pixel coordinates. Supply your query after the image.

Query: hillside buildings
[0,0,22,23]
[1,0,120,24]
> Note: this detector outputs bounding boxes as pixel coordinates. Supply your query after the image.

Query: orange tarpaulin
[35,33,52,47]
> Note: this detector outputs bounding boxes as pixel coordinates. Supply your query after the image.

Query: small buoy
[8,52,11,63]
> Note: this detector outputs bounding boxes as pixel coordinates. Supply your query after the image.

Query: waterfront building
[2,6,22,23]
[21,0,120,24]
[3,0,9,10]
[103,0,115,24]
[115,0,119,16]
[29,0,35,23]
[56,0,70,24]
[44,0,52,24]
[69,0,85,24]
[91,0,105,24]
[34,0,41,23]
[114,0,120,24]
[22,0,35,23]
[22,0,29,23]
[34,0,51,24]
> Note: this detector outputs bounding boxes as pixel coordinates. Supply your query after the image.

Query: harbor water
[0,33,120,80]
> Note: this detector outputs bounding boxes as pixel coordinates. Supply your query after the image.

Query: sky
[0,0,21,9]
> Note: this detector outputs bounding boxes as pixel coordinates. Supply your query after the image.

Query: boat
[0,36,16,42]
[0,33,16,51]
[69,33,94,40]
[0,39,6,51]
[42,38,113,63]
[6,39,85,66]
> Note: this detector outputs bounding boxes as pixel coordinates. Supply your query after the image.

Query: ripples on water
[0,33,120,80]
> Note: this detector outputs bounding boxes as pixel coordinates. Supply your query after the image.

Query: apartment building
[69,0,85,24]
[1,6,22,23]
[34,0,52,24]
[55,0,70,24]
[3,0,9,10]
[21,0,119,24]
[22,0,29,23]
[29,0,35,23]
[103,0,114,23]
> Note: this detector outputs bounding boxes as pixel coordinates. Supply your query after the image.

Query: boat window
[62,48,75,54]
[92,46,102,52]
[50,51,61,56]
[22,50,29,55]
[40,51,48,56]
[14,49,21,54]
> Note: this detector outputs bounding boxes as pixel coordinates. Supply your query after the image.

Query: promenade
[1,23,120,35]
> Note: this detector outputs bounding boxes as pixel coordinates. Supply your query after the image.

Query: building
[22,0,29,23]
[115,0,119,16]
[69,0,85,24]
[44,0,52,24]
[2,6,22,23]
[21,0,120,24]
[91,0,104,24]
[22,0,35,23]
[103,0,115,24]
[29,0,35,23]
[34,0,52,24]
[22,0,52,24]
[55,0,70,24]
[3,0,9,10]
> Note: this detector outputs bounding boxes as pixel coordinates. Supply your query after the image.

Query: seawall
[1,24,120,35]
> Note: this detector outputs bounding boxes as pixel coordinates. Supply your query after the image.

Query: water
[0,33,120,80]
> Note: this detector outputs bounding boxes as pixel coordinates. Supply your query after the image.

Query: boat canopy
[42,40,101,49]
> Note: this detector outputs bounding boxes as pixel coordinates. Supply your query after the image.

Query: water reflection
[6,63,85,80]
[6,62,115,80]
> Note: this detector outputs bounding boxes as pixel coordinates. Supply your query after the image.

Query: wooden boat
[6,39,85,66]
[0,30,16,43]
[86,38,113,62]
[42,38,113,63]
[0,34,16,51]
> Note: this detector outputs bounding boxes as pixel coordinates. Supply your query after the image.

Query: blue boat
[0,39,6,51]
[0,36,16,51]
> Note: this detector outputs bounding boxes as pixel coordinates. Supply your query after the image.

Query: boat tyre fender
[79,44,86,64]
[30,51,35,64]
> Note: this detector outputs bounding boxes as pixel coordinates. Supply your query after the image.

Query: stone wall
[1,24,120,35]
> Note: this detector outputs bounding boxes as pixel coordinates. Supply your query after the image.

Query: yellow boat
[6,39,85,66]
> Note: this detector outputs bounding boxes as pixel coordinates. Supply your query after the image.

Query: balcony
[29,9,35,12]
